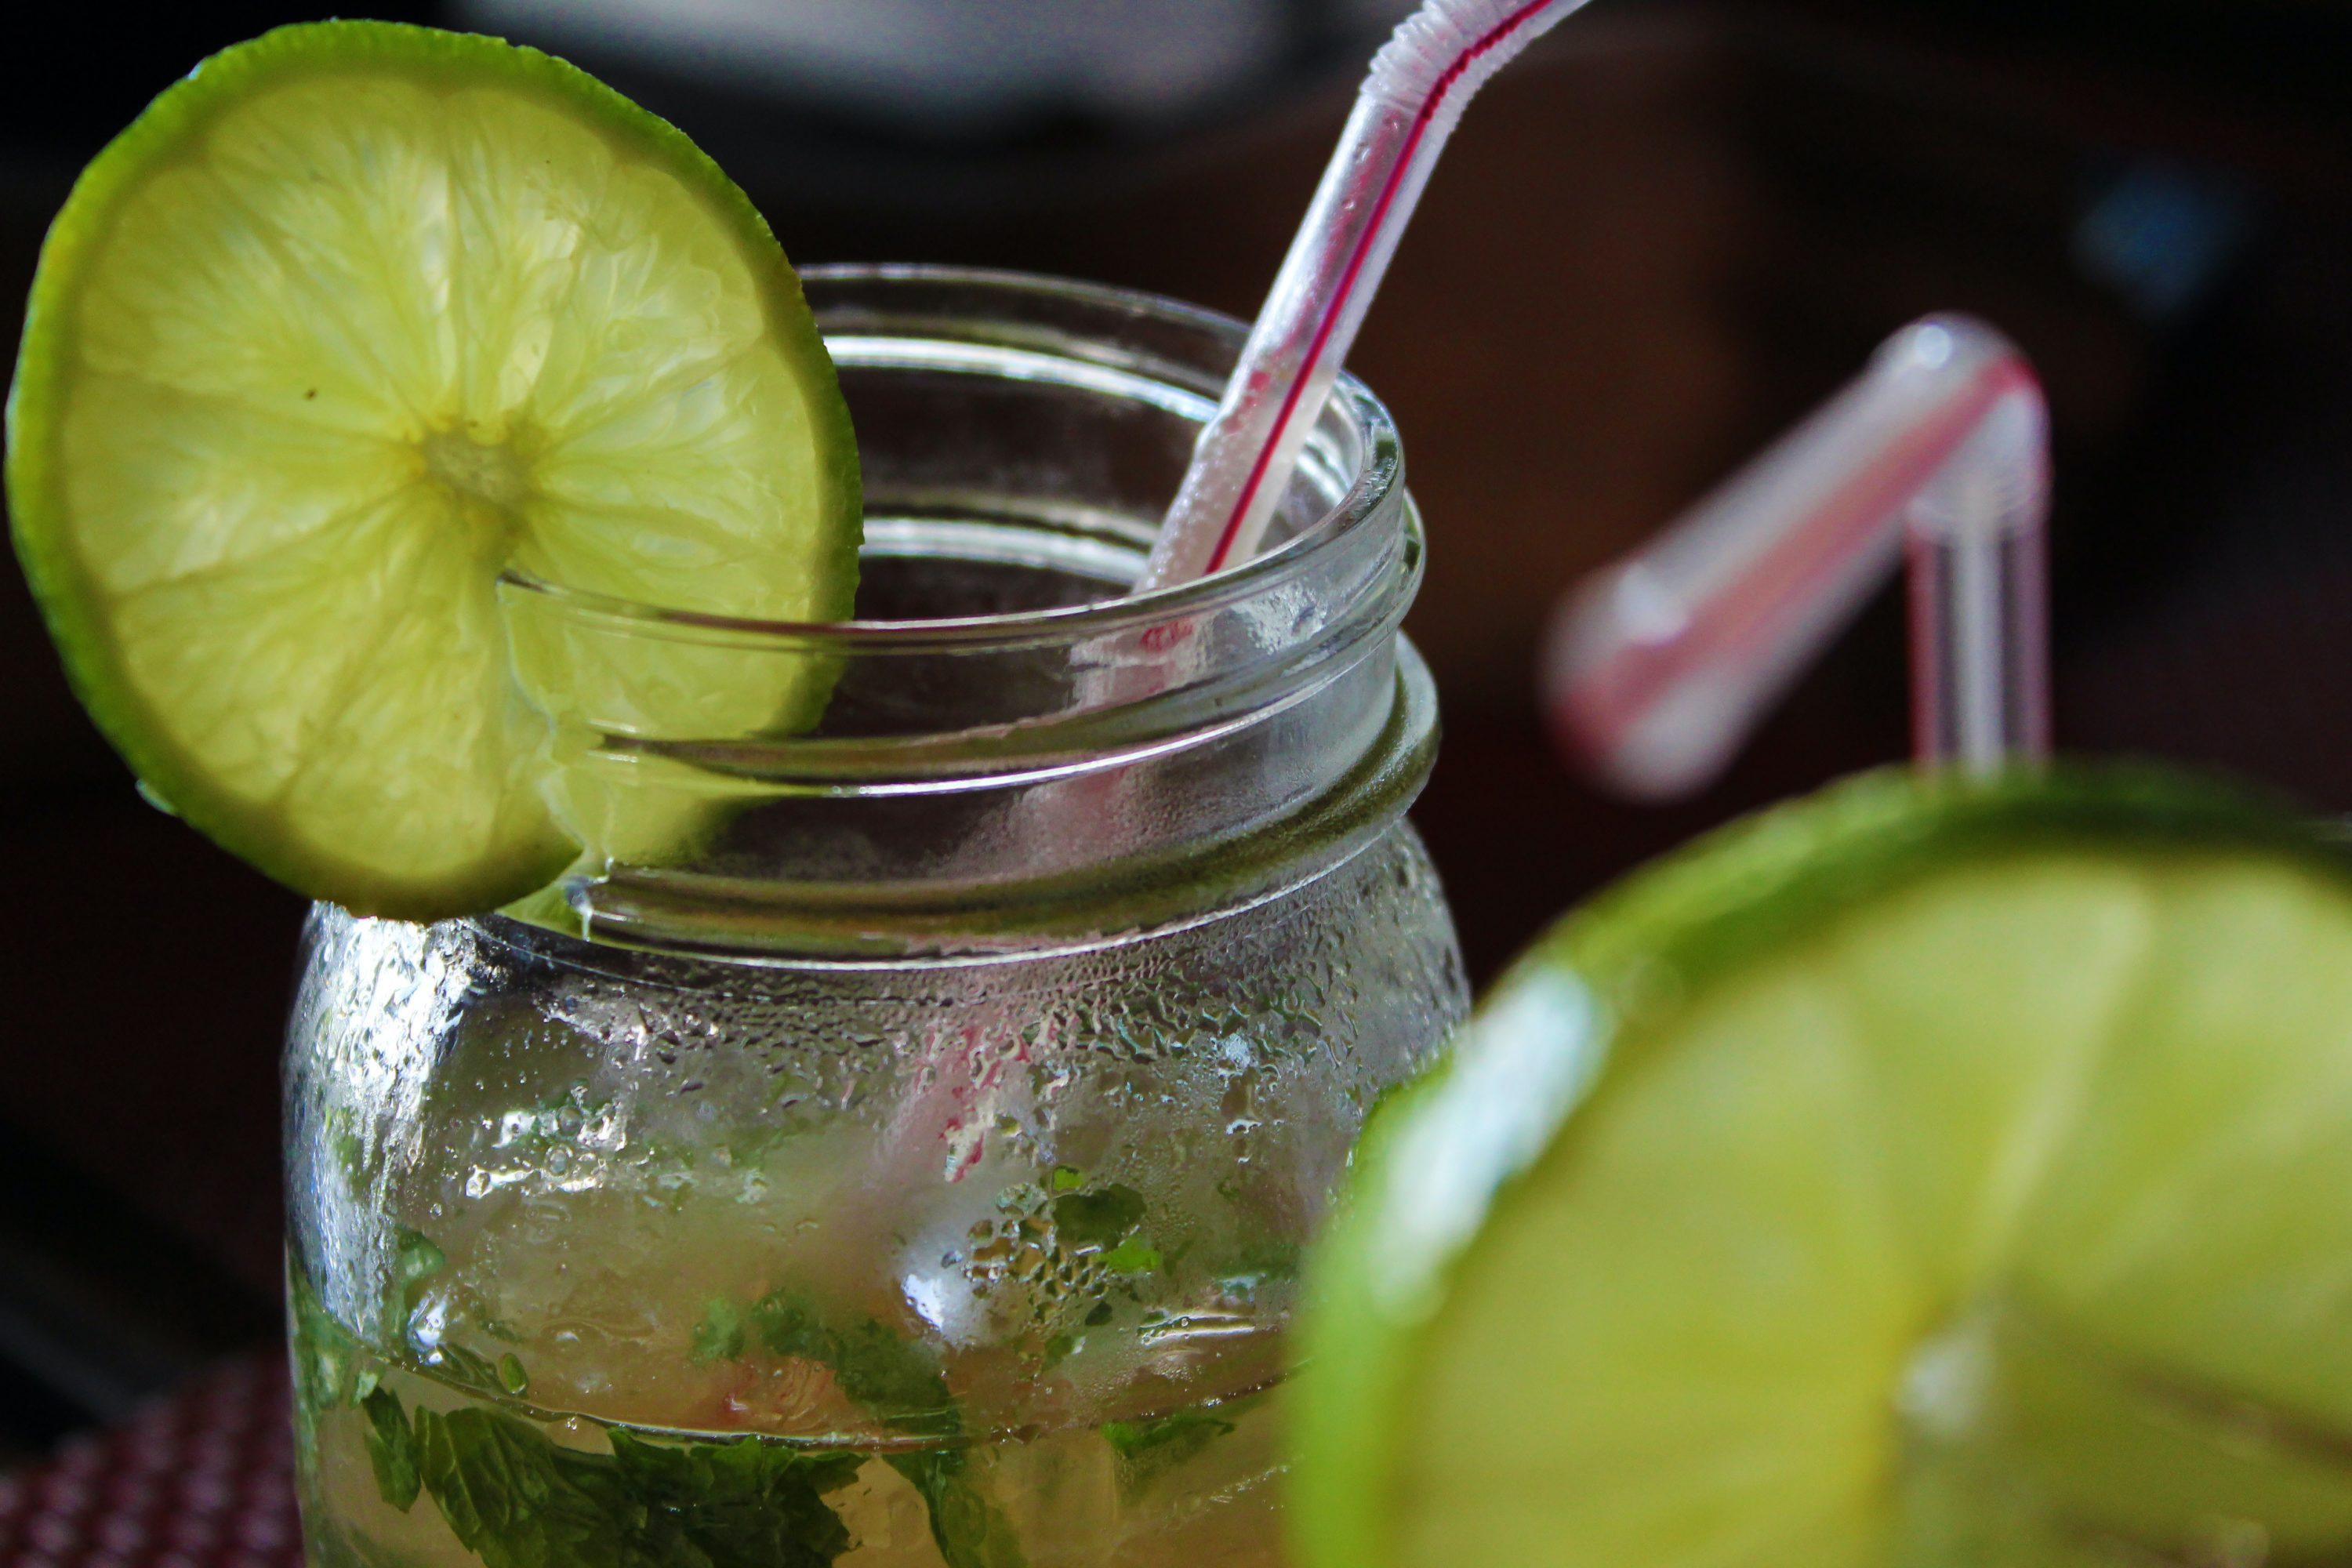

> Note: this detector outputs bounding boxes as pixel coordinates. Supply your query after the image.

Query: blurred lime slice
[5,20,861,919]
[1298,768,2352,1568]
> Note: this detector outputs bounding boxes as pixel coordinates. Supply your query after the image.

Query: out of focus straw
[1544,314,2051,798]
[1137,0,1600,591]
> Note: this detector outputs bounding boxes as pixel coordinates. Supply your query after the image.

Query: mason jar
[284,267,1465,1568]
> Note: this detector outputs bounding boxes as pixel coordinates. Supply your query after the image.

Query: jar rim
[495,264,1404,654]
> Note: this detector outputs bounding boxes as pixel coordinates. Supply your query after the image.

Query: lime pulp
[1298,768,2352,1568]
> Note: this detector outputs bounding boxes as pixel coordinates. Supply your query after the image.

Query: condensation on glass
[284,269,1465,1568]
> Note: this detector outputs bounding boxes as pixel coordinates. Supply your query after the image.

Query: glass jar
[284,268,1465,1568]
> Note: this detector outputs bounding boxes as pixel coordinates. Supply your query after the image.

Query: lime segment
[1297,769,2352,1568]
[7,22,860,918]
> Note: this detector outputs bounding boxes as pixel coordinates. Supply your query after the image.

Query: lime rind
[8,21,860,920]
[1526,764,2342,1004]
[1295,764,2352,1568]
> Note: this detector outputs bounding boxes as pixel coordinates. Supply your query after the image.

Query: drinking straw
[1136,0,1602,592]
[1544,314,2050,799]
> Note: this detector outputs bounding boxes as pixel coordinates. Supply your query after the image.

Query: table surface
[0,1356,299,1568]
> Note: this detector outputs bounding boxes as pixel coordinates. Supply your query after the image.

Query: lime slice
[1297,767,2352,1568]
[5,21,861,919]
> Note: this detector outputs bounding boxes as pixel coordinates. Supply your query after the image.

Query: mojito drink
[288,808,1458,1568]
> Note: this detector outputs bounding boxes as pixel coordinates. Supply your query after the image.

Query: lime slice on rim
[5,21,861,919]
[1298,767,2352,1568]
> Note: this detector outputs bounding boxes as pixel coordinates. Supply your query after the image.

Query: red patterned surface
[0,1356,302,1568]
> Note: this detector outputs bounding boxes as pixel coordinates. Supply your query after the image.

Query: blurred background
[2,0,2348,1475]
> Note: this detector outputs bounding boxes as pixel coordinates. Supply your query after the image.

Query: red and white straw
[1138,0,1600,591]
[1544,315,2051,798]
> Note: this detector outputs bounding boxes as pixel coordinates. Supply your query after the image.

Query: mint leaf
[885,1454,1028,1568]
[1218,1236,1302,1287]
[429,1341,513,1400]
[290,1266,372,1484]
[1050,1184,1145,1250]
[1100,1237,1160,1275]
[609,1428,861,1568]
[748,1294,1024,1567]
[415,1406,631,1568]
[691,1297,747,1365]
[361,1386,422,1512]
[412,1404,860,1568]
[290,1269,362,1421]
[750,1292,956,1438]
[385,1228,450,1344]
[1101,1409,1237,1498]
[396,1229,448,1285]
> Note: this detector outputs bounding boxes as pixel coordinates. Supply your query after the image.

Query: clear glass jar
[284,268,1465,1568]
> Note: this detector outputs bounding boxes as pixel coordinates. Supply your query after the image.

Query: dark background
[3,0,2348,1465]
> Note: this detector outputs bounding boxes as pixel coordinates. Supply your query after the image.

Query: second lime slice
[6,21,861,919]
[1298,768,2352,1568]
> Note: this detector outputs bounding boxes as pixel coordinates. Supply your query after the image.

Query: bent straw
[1544,314,2050,798]
[1136,0,1601,591]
